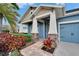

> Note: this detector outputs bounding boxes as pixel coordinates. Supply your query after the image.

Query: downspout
[0,13,3,33]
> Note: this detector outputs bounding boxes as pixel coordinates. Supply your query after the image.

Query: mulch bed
[41,46,55,54]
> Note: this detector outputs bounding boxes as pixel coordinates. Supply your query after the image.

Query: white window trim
[58,20,79,42]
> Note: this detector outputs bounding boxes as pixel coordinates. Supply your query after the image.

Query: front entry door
[38,22,44,39]
[45,21,49,38]
[38,21,49,39]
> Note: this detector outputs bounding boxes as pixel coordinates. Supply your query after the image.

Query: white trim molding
[65,11,79,16]
[35,12,51,19]
[59,20,79,24]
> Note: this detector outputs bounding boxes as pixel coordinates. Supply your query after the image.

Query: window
[30,10,33,14]
[23,27,27,29]
[31,11,32,14]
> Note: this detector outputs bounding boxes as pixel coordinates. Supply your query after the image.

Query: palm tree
[0,3,19,32]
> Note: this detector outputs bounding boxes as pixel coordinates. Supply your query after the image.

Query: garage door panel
[60,23,79,43]
[60,24,72,42]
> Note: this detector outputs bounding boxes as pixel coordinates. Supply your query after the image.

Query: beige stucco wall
[55,8,65,18]
[36,7,51,17]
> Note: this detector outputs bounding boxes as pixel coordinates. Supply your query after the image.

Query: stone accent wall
[48,34,57,41]
[32,33,39,43]
[48,34,58,48]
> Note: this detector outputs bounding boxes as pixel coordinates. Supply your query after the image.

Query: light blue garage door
[60,22,79,43]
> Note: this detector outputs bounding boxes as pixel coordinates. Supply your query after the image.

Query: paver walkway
[20,40,53,56]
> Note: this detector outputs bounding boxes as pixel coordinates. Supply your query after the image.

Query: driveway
[53,41,79,56]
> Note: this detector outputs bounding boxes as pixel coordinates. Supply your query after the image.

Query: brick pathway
[20,40,53,56]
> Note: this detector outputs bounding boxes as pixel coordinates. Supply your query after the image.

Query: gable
[36,7,52,17]
[34,7,65,19]
[20,7,36,23]
[20,5,65,23]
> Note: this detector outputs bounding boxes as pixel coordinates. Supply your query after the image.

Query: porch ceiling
[21,15,50,24]
[41,16,50,20]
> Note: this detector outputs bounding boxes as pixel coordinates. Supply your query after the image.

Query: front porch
[27,16,50,39]
[24,10,58,43]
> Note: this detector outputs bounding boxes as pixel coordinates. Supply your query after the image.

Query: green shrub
[2,29,9,32]
[10,49,22,56]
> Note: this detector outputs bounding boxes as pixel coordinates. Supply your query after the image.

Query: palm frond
[0,3,19,32]
[11,3,19,10]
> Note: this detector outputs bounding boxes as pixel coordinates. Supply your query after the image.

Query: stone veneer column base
[32,33,39,43]
[48,34,57,41]
[48,34,58,48]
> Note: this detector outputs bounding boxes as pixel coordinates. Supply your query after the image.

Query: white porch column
[48,10,57,34]
[31,18,38,33]
[31,18,39,42]
[48,9,58,48]
[48,9,57,42]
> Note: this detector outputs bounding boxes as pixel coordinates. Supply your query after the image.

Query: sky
[17,3,79,17]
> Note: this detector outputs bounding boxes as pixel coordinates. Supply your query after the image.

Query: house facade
[0,18,12,32]
[20,4,79,43]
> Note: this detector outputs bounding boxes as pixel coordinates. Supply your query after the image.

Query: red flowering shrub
[43,37,53,48]
[0,33,26,52]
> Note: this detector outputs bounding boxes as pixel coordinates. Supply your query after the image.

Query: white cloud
[17,3,27,8]
[17,3,34,8]
[56,3,65,5]
[27,3,34,6]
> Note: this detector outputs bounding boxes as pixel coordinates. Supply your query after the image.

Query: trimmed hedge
[12,33,32,37]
